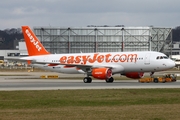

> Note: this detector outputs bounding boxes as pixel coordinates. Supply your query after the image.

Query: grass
[0,89,180,120]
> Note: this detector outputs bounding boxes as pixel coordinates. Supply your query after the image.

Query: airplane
[15,26,175,83]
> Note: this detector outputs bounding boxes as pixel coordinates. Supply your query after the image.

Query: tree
[0,28,23,49]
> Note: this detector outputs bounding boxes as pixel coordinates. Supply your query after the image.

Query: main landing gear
[83,77,114,83]
[83,77,92,83]
[105,77,114,83]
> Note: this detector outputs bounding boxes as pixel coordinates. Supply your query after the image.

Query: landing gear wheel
[106,77,114,83]
[154,78,158,83]
[83,77,92,83]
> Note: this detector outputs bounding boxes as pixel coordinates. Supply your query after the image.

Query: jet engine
[125,72,144,79]
[91,68,112,79]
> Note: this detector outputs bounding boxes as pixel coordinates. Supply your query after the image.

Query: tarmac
[0,71,180,91]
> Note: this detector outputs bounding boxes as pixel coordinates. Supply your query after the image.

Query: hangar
[33,26,172,56]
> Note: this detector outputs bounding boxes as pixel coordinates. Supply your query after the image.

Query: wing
[36,61,124,73]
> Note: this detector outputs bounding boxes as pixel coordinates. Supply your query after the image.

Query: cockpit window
[156,56,168,60]
[163,56,168,59]
[156,56,160,59]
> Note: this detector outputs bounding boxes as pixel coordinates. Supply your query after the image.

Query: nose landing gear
[150,72,154,77]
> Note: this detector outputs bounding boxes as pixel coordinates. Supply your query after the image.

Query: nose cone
[168,60,176,69]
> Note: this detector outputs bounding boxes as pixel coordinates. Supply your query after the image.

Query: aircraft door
[144,53,150,65]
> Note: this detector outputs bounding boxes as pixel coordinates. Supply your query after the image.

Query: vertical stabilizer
[22,26,50,56]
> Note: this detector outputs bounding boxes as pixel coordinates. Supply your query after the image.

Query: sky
[0,0,180,30]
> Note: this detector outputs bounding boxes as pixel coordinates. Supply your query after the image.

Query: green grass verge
[0,89,180,120]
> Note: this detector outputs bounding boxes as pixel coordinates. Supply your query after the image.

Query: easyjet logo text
[59,53,137,64]
[25,29,42,51]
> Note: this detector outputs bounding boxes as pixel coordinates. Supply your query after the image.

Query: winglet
[22,26,50,56]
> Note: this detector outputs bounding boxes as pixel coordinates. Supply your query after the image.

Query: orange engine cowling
[92,68,112,79]
[125,72,144,79]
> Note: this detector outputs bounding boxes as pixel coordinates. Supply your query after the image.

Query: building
[0,26,173,59]
[0,41,27,59]
[169,42,180,55]
[33,26,172,56]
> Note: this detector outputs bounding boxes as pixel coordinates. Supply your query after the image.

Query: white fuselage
[23,51,175,74]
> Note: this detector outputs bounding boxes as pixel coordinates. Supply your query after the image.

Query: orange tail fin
[22,26,50,56]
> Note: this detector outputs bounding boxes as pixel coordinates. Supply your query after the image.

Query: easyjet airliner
[18,26,175,83]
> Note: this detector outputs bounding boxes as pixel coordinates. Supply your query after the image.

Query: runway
[1,80,180,91]
[0,71,180,90]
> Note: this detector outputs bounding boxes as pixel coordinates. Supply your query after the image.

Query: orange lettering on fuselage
[120,54,127,62]
[105,54,111,62]
[75,56,81,63]
[97,55,104,63]
[59,53,138,64]
[82,55,90,64]
[127,54,137,62]
[112,54,120,62]
[89,53,99,63]
[59,56,67,64]
[67,56,74,64]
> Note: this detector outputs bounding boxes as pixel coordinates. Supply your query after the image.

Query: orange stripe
[63,65,75,68]
[48,64,59,66]
[76,67,81,70]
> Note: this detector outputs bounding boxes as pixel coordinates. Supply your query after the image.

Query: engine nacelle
[125,72,144,79]
[91,68,112,79]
